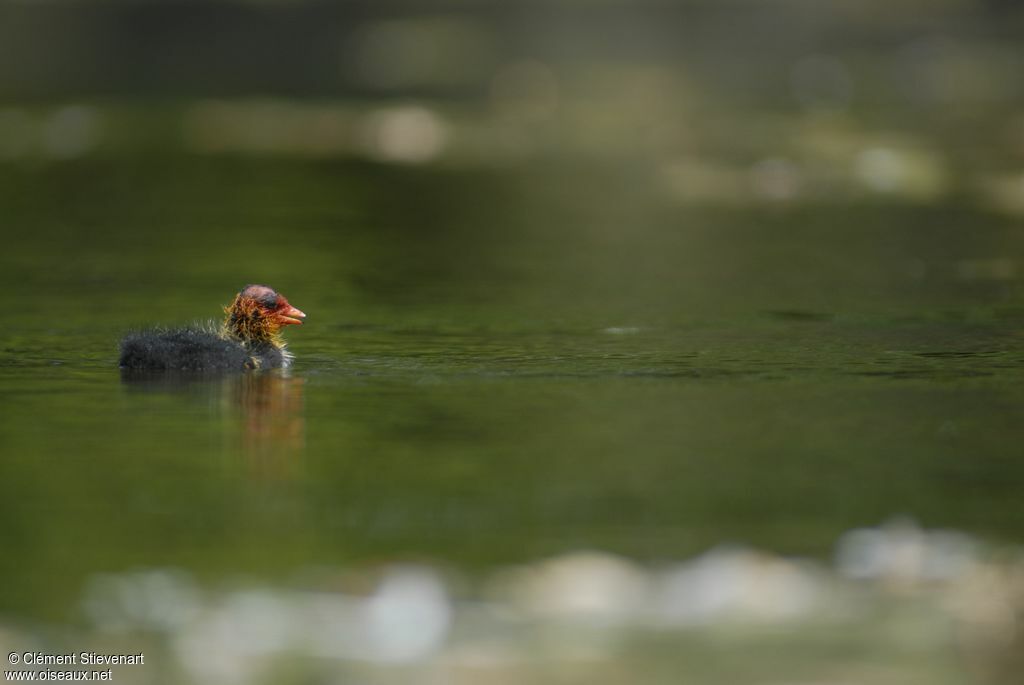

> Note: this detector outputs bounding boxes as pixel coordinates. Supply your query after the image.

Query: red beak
[277,304,306,326]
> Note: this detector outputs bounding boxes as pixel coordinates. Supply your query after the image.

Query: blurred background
[1,0,1024,683]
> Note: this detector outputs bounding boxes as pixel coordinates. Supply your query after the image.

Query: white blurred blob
[0,108,36,159]
[69,524,1024,682]
[854,146,947,199]
[82,568,199,632]
[363,567,453,662]
[749,157,803,201]
[603,327,641,335]
[295,568,452,664]
[656,546,822,626]
[790,55,853,110]
[490,60,560,123]
[836,518,977,586]
[42,105,101,159]
[359,106,448,164]
[490,552,649,622]
[855,147,906,193]
[223,590,297,654]
[175,606,258,685]
[945,561,1022,650]
[172,566,451,684]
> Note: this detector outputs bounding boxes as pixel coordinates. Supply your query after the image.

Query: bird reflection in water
[120,369,306,479]
[229,371,306,477]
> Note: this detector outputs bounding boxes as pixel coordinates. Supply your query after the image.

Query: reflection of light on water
[855,146,908,193]
[41,520,1021,683]
[358,105,449,164]
[854,144,948,199]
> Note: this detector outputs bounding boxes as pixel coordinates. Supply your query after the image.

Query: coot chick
[120,284,306,371]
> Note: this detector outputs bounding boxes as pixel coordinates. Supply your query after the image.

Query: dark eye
[261,293,279,308]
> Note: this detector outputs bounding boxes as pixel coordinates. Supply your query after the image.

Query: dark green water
[2,157,1024,623]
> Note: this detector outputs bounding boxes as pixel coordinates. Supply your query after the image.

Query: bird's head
[224,284,306,345]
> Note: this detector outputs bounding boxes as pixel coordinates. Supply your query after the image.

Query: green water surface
[2,158,1023,621]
